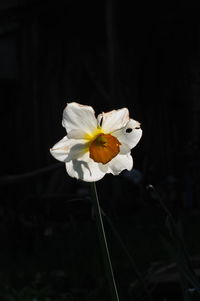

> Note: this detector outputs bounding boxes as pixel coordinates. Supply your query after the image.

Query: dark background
[0,2,200,300]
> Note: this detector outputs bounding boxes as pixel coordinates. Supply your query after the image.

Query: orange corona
[89,133,121,164]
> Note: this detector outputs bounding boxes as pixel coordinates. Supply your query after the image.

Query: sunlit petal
[62,102,97,136]
[50,136,89,162]
[113,119,142,150]
[65,159,106,182]
[97,108,129,133]
[107,153,133,175]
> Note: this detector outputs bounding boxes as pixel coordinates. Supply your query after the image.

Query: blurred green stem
[90,182,120,301]
[103,211,154,301]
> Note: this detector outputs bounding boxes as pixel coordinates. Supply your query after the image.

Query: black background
[0,2,200,300]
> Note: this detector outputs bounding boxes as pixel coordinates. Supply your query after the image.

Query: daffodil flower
[50,102,142,182]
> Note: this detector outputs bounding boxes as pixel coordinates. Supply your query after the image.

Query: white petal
[106,153,133,175]
[113,119,142,150]
[67,129,88,139]
[97,108,129,133]
[119,143,130,154]
[50,136,89,162]
[62,102,97,137]
[65,159,106,182]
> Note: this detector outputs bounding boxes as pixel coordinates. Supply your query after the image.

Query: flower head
[50,102,142,182]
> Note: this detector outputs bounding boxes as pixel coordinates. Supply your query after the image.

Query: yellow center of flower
[89,133,121,164]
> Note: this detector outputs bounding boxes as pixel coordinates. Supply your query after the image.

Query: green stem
[103,211,155,301]
[90,182,120,301]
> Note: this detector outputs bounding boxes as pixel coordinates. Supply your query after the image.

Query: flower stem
[90,182,120,301]
[102,211,155,301]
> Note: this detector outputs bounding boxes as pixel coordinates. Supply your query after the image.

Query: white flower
[50,102,142,182]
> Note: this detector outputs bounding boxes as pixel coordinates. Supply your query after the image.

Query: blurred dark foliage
[0,2,200,300]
